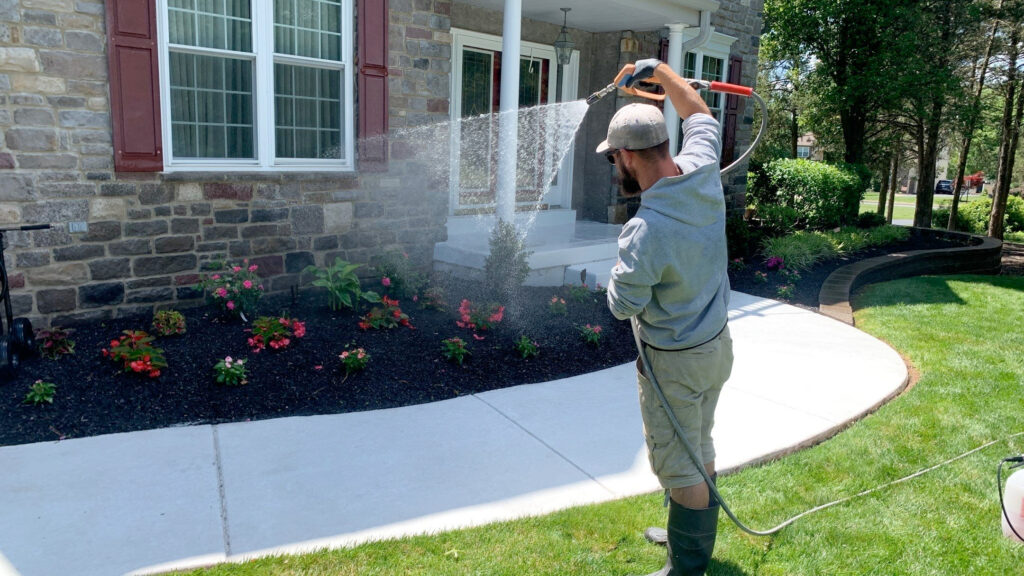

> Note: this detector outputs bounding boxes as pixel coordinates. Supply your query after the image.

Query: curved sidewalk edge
[819,228,1002,325]
[0,292,908,576]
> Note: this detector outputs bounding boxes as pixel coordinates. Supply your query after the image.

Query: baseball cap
[595,103,669,154]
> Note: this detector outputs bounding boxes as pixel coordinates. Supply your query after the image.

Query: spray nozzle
[585,83,617,106]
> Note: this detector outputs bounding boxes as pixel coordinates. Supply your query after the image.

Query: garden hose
[631,317,1024,536]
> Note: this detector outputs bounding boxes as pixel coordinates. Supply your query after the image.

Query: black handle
[20,224,51,230]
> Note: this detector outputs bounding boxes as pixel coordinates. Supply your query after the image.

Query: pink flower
[472,334,485,341]
[340,351,349,359]
[243,280,253,289]
[212,274,221,280]
[293,322,306,338]
[248,265,258,272]
[232,266,242,273]
[315,365,323,370]
[413,295,418,302]
[226,300,235,310]
[216,287,228,298]
[488,306,504,323]
[382,277,391,287]
[593,325,602,333]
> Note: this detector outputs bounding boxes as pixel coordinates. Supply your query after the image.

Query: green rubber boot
[643,474,718,547]
[643,499,720,576]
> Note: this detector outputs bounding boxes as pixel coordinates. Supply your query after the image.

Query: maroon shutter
[106,0,162,172]
[358,0,389,167]
[721,55,743,167]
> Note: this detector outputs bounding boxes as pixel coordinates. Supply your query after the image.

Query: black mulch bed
[0,232,983,447]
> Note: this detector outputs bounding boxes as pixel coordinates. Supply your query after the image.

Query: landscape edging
[818,228,1003,325]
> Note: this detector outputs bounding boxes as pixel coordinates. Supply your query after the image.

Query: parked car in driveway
[935,179,954,194]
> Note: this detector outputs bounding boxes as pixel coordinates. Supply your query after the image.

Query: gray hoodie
[606,113,730,349]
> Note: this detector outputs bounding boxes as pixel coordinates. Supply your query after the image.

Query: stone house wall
[0,0,452,327]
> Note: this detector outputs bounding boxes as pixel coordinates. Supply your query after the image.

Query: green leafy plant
[567,284,592,303]
[24,380,56,405]
[339,346,371,375]
[304,258,380,312]
[760,158,864,229]
[197,260,263,321]
[374,251,428,300]
[456,299,504,332]
[151,310,186,337]
[779,268,802,283]
[102,330,167,378]
[441,337,470,365]
[419,286,446,310]
[484,218,532,300]
[856,211,888,229]
[37,327,75,360]
[513,335,539,359]
[359,296,413,330]
[728,258,747,272]
[247,316,306,352]
[753,271,769,283]
[578,324,603,347]
[213,356,248,386]
[548,296,567,316]
[776,283,795,300]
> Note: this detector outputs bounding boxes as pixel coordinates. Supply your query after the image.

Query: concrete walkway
[0,292,908,576]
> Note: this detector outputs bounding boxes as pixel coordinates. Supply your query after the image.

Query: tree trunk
[950,17,999,230]
[840,106,867,165]
[887,137,902,224]
[877,148,893,214]
[912,115,928,225]
[990,25,1021,239]
[790,108,799,159]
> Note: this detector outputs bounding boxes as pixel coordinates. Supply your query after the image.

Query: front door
[450,29,573,215]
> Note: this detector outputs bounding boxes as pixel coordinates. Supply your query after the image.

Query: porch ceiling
[456,0,720,33]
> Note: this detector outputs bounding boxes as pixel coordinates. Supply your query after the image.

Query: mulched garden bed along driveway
[0,232,989,447]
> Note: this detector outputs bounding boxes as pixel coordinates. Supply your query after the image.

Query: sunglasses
[605,150,618,164]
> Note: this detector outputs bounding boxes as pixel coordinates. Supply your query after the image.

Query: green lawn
[181,276,1024,575]
[860,192,980,221]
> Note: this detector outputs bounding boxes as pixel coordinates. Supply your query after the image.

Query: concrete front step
[433,219,621,287]
[564,258,617,288]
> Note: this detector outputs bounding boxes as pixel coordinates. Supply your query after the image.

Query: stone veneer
[0,0,452,327]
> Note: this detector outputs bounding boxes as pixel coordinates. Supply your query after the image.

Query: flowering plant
[728,258,746,272]
[419,286,446,310]
[197,260,263,321]
[441,337,470,365]
[151,310,187,337]
[359,296,413,330]
[214,356,248,386]
[578,324,603,347]
[247,316,306,352]
[513,335,539,359]
[36,327,75,360]
[776,284,795,300]
[339,347,371,374]
[548,296,567,316]
[102,330,167,378]
[24,380,56,405]
[456,299,504,332]
[765,256,785,271]
[753,271,769,284]
[780,268,802,283]
[567,283,592,303]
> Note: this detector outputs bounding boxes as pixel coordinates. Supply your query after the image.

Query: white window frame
[156,0,355,172]
[679,29,736,131]
[797,145,811,159]
[449,28,577,214]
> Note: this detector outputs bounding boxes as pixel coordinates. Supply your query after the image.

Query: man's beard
[617,163,642,197]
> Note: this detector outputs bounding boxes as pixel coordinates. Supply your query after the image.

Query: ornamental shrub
[484,219,532,301]
[951,196,1024,235]
[856,211,887,229]
[761,159,864,229]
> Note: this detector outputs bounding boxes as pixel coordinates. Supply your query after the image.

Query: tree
[990,13,1024,238]
[764,0,914,165]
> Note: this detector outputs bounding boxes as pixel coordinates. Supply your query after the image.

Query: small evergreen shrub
[856,211,887,229]
[755,204,803,238]
[484,219,532,301]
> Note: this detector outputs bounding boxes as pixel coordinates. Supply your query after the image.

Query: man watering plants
[603,59,734,576]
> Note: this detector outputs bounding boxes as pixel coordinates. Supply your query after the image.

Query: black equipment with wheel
[0,223,50,379]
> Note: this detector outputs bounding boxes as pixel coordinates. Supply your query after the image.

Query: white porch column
[496,0,522,223]
[665,23,685,156]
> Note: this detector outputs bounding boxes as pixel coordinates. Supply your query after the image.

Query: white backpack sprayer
[586,68,1024,542]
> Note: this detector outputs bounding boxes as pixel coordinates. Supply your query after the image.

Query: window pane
[275,0,342,61]
[171,0,250,52]
[518,58,541,107]
[684,52,696,78]
[274,63,343,159]
[170,52,254,159]
[461,49,492,117]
